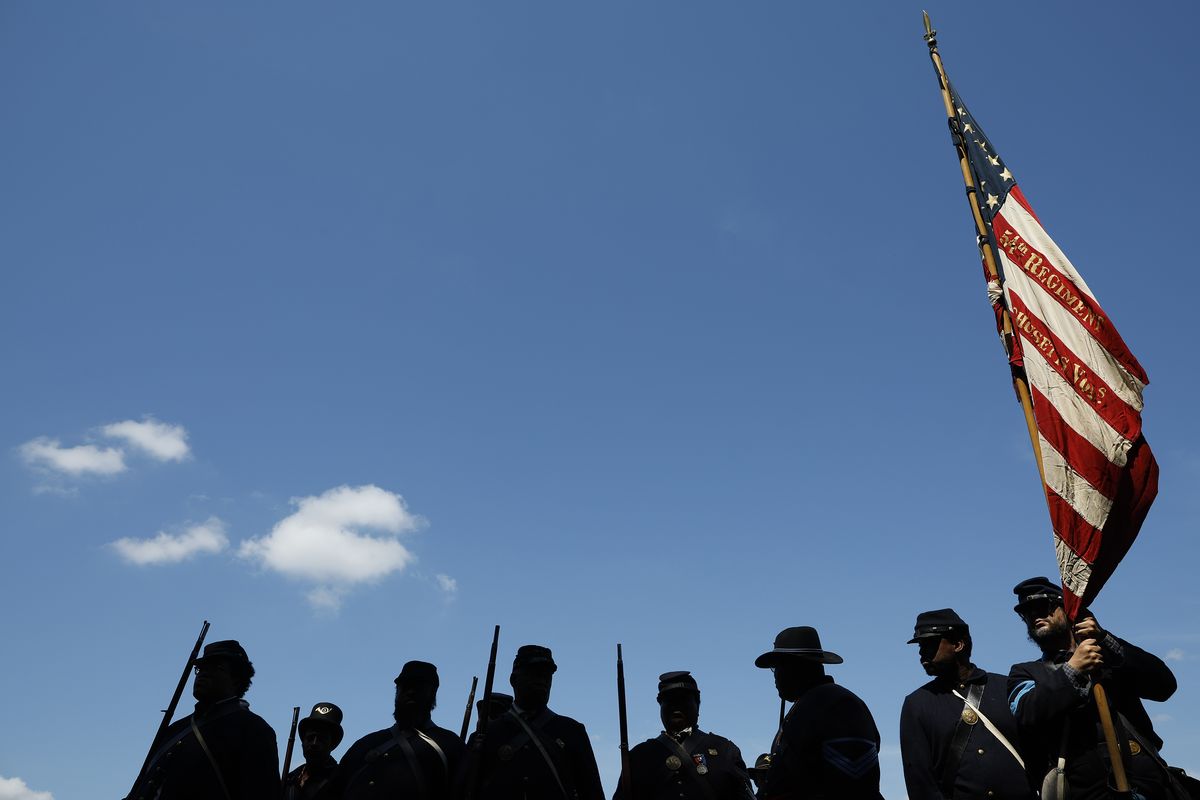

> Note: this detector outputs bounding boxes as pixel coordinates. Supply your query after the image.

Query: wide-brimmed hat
[298,702,344,748]
[907,608,970,644]
[754,626,842,667]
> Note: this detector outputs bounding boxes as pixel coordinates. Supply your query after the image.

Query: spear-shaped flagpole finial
[922,11,937,46]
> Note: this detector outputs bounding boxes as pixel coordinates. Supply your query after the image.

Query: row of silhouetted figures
[124,578,1198,800]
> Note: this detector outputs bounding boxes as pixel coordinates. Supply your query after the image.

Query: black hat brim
[754,649,843,667]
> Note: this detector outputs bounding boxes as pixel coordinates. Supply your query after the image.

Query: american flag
[950,83,1159,620]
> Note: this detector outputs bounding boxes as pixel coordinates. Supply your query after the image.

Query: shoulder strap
[141,701,246,777]
[655,734,719,800]
[507,709,569,800]
[416,729,449,774]
[190,717,234,800]
[939,682,984,797]
[951,687,1024,769]
[394,732,430,798]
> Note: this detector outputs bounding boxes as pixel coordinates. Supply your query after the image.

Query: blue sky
[3,3,1199,799]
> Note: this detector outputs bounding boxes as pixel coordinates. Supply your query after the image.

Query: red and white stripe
[993,187,1158,617]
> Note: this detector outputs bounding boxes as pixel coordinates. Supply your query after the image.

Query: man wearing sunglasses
[1007,577,1177,800]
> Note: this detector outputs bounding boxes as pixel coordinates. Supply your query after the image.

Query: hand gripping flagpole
[921,12,1131,795]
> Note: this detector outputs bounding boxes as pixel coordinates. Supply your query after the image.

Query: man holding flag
[921,11,1181,798]
[1007,577,1176,799]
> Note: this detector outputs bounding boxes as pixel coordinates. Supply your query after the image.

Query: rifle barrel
[281,705,301,790]
[464,625,500,800]
[460,676,479,741]
[130,620,210,795]
[617,643,632,799]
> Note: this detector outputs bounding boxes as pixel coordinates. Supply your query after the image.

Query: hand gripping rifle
[129,620,210,796]
[617,644,633,799]
[460,676,480,741]
[280,705,301,795]
[464,625,500,800]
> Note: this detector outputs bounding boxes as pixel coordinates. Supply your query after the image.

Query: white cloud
[436,573,458,594]
[0,775,53,800]
[111,518,230,566]
[307,586,347,612]
[1153,713,1173,723]
[1167,648,1185,662]
[19,438,126,476]
[239,485,421,609]
[102,417,190,462]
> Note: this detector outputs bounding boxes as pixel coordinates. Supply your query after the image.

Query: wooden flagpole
[921,12,1131,794]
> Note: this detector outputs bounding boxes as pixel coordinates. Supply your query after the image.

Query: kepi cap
[907,608,970,644]
[298,702,344,748]
[513,645,557,673]
[194,640,250,667]
[754,626,843,667]
[656,671,700,702]
[394,660,440,687]
[1012,577,1064,613]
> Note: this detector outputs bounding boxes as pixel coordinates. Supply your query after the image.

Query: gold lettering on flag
[996,223,1106,334]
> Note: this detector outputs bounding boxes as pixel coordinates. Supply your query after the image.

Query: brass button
[977,748,985,755]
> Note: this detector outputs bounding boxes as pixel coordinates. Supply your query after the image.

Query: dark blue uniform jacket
[330,721,464,800]
[612,728,754,800]
[899,668,1035,800]
[461,706,604,800]
[1008,635,1176,800]
[129,697,280,800]
[762,678,883,800]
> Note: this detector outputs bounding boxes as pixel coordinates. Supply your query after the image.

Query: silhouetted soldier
[328,661,464,799]
[284,702,343,800]
[461,644,604,800]
[613,670,754,800]
[128,639,280,800]
[1007,577,1177,800]
[754,626,883,800]
[474,692,514,734]
[900,609,1035,800]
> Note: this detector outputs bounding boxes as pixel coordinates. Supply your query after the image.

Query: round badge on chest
[961,707,978,725]
[665,755,682,770]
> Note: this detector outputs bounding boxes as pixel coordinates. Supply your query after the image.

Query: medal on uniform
[696,764,708,775]
[1128,740,1142,756]
[961,706,978,725]
[498,745,515,761]
[665,755,682,770]
[693,753,709,775]
[707,748,718,756]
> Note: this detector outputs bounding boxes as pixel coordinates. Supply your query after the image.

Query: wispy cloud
[102,417,190,462]
[239,485,422,611]
[111,518,230,565]
[436,573,458,595]
[31,484,80,498]
[1167,648,1185,662]
[19,438,126,476]
[0,775,54,800]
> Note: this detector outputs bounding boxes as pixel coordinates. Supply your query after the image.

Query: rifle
[280,705,301,795]
[460,676,479,741]
[616,644,632,799]
[129,620,210,795]
[464,625,500,800]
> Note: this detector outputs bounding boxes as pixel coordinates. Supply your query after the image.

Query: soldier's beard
[1028,616,1071,650]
